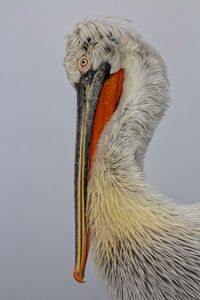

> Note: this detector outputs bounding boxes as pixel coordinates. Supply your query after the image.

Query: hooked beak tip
[73,266,86,283]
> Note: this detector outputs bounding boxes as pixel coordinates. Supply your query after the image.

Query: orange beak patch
[89,68,124,169]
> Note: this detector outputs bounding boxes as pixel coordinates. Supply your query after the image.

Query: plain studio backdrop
[0,0,200,299]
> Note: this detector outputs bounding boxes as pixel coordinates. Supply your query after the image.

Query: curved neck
[87,40,170,239]
[108,42,169,169]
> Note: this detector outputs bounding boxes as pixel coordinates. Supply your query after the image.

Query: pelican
[63,17,200,300]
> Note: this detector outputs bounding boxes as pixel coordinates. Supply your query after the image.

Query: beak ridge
[74,63,111,282]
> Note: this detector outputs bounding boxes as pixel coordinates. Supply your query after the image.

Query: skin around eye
[77,56,91,74]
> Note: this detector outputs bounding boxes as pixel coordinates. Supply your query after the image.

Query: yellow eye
[77,56,91,73]
[80,59,87,67]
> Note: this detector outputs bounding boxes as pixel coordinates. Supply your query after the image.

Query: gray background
[0,0,200,299]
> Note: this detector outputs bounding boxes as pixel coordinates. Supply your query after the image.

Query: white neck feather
[94,40,169,171]
[87,40,172,251]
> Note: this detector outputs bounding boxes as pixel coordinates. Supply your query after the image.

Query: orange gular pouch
[73,67,124,283]
[89,68,124,169]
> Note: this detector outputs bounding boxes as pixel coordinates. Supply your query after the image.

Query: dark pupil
[81,60,87,66]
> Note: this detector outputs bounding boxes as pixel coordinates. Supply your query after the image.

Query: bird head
[63,17,169,284]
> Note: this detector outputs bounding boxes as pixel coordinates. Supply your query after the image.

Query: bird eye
[77,56,91,73]
[81,59,87,67]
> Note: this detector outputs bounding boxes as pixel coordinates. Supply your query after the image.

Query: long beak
[73,63,124,283]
